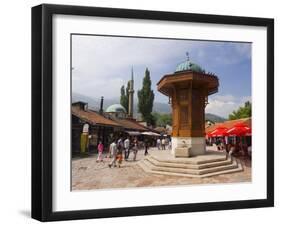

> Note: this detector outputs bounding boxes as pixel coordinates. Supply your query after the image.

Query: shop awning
[141,131,161,136]
[125,131,141,136]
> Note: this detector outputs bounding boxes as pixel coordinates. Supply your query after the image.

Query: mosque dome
[189,62,204,73]
[105,104,127,113]
[175,60,204,73]
[175,53,205,73]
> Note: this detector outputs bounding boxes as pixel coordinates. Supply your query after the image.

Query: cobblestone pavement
[72,147,251,190]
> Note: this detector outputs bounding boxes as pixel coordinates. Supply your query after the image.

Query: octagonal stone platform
[138,150,243,178]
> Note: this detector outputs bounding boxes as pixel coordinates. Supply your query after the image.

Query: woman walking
[96,141,104,162]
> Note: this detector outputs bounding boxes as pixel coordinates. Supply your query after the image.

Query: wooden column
[172,85,179,136]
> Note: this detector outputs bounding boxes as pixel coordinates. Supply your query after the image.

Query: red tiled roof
[112,118,148,131]
[72,106,156,131]
[205,117,251,133]
[154,127,167,133]
[72,108,120,127]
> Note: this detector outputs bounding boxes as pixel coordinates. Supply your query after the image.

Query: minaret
[128,67,134,118]
[99,96,104,114]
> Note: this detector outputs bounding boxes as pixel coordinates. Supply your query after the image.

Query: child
[116,144,123,167]
[96,141,104,162]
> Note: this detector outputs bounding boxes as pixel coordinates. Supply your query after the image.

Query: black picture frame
[32,4,274,222]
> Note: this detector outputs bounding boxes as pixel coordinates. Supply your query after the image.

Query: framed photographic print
[32,4,274,221]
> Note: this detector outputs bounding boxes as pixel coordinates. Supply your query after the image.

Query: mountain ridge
[72,92,226,122]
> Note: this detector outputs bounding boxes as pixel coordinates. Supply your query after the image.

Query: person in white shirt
[157,138,161,150]
[161,138,166,150]
[124,137,130,160]
[132,138,138,161]
[168,139,172,150]
[108,140,117,168]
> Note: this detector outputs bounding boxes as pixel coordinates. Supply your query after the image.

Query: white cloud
[71,35,205,99]
[206,94,251,118]
[73,76,125,99]
[71,35,251,104]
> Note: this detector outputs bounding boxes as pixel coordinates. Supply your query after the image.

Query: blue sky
[72,35,251,118]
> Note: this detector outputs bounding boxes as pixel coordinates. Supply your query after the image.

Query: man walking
[124,137,130,160]
[132,137,138,161]
[157,138,161,150]
[117,137,124,151]
[161,138,166,150]
[144,139,149,156]
[108,140,117,168]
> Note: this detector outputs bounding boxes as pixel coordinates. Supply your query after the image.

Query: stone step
[144,158,238,175]
[146,155,233,170]
[138,159,243,178]
[149,152,227,165]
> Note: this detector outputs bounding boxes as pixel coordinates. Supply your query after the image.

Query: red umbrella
[209,126,228,137]
[226,123,251,136]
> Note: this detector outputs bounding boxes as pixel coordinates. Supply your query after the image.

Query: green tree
[120,85,127,112]
[228,101,252,120]
[138,68,155,125]
[152,112,172,127]
[146,113,157,127]
[120,81,130,113]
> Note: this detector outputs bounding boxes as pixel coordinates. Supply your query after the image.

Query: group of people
[156,137,171,150]
[208,138,251,157]
[226,141,252,157]
[108,137,140,168]
[95,136,148,168]
[96,136,173,168]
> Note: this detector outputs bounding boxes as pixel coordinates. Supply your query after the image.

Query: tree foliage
[138,68,155,125]
[120,81,130,113]
[228,101,252,120]
[152,112,172,127]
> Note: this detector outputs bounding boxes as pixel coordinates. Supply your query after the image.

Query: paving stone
[72,147,251,190]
